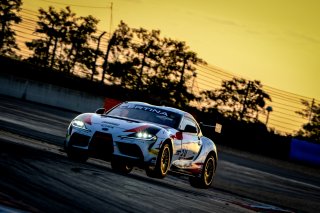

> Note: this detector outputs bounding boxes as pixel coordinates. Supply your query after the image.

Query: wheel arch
[201,136,218,171]
[162,138,174,160]
[207,150,218,172]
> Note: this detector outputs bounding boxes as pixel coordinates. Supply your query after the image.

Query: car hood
[75,113,176,136]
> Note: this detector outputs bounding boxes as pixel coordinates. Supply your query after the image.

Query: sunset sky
[23,0,320,100]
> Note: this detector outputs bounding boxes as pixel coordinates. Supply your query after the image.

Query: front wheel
[66,146,89,163]
[111,157,133,174]
[146,143,171,179]
[189,154,216,188]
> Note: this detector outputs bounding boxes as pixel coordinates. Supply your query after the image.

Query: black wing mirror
[95,108,105,114]
[183,125,197,133]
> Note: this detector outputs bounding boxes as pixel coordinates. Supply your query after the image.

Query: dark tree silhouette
[146,37,183,103]
[132,28,161,91]
[176,49,205,107]
[162,40,206,107]
[202,77,271,122]
[0,0,22,56]
[101,21,134,85]
[26,6,99,77]
[26,14,204,107]
[296,100,320,142]
[65,15,99,75]
[92,31,106,81]
[101,21,205,107]
[26,6,76,68]
[145,37,206,107]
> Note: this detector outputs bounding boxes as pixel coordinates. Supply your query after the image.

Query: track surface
[0,96,319,213]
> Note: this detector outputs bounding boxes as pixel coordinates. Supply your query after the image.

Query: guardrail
[0,74,104,113]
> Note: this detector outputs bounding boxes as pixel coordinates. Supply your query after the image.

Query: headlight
[121,131,157,141]
[71,120,87,129]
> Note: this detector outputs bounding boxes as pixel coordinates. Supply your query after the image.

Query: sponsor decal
[101,124,114,129]
[126,105,169,117]
[101,121,119,126]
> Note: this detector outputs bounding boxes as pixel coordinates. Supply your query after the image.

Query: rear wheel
[189,154,215,188]
[111,157,133,174]
[146,143,171,178]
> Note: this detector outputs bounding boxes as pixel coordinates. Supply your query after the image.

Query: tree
[296,99,320,142]
[26,6,100,77]
[100,21,205,107]
[175,47,205,107]
[26,6,76,68]
[152,38,206,107]
[202,77,271,122]
[64,15,99,74]
[101,21,134,85]
[0,0,22,56]
[132,28,161,91]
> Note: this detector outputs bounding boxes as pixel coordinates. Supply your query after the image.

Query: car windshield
[107,103,182,129]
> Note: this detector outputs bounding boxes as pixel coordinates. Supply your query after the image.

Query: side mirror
[95,108,105,114]
[183,125,197,133]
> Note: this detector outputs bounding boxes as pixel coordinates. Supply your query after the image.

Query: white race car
[64,101,218,188]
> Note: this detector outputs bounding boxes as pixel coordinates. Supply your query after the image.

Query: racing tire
[189,154,215,188]
[146,143,171,179]
[66,147,89,163]
[111,157,133,174]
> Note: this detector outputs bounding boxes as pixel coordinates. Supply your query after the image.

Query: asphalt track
[0,95,319,213]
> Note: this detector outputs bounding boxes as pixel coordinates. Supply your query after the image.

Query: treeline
[3,3,272,118]
[23,6,206,108]
[0,0,319,144]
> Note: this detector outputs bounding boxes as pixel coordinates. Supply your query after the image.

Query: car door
[180,116,201,160]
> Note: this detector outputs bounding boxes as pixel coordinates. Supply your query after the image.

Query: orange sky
[23,0,320,100]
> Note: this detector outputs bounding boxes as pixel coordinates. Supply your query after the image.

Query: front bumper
[66,128,160,165]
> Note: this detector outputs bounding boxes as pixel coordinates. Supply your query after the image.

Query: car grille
[69,133,90,147]
[89,132,114,159]
[117,142,143,159]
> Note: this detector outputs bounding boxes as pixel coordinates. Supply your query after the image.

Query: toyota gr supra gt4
[64,101,218,188]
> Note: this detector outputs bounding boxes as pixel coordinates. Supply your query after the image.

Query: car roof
[123,101,190,117]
